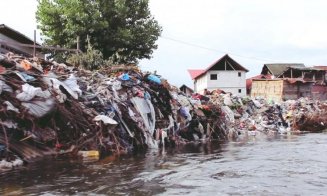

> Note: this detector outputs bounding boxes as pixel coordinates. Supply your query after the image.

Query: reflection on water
[1,133,327,195]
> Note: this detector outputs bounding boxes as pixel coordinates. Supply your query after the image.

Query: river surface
[1,132,327,195]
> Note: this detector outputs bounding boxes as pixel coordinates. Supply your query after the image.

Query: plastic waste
[93,115,118,125]
[20,60,32,70]
[144,91,151,99]
[22,99,55,117]
[18,84,51,102]
[0,80,13,94]
[78,150,99,158]
[63,74,82,96]
[44,77,79,100]
[252,98,262,108]
[15,72,36,82]
[180,107,192,121]
[147,74,161,84]
[4,101,19,113]
[1,120,17,129]
[221,106,235,123]
[120,73,130,81]
[223,94,233,106]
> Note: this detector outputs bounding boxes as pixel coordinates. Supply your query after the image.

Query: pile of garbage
[1,52,327,169]
[0,53,229,168]
[206,91,327,135]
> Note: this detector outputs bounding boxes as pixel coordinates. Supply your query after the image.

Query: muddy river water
[1,132,327,195]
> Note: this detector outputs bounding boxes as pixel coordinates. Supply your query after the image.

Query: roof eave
[0,24,41,46]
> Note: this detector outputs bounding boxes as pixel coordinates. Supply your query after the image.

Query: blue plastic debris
[120,73,130,81]
[144,91,151,99]
[147,74,161,84]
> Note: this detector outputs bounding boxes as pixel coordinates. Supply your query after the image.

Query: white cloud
[1,0,327,88]
[0,0,39,41]
[141,0,327,87]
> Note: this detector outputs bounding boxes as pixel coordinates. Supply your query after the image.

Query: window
[238,89,242,93]
[210,74,217,80]
[238,72,241,77]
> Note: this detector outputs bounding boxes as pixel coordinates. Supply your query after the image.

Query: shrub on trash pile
[0,53,229,162]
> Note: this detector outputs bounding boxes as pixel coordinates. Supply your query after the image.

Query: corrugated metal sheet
[0,24,40,45]
[261,63,305,77]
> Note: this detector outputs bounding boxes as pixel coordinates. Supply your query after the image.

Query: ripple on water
[1,133,327,195]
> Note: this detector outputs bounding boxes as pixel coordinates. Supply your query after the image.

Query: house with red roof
[188,54,248,96]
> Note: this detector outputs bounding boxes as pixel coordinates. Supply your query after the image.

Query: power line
[160,35,280,63]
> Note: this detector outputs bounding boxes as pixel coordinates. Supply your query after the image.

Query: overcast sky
[1,0,327,88]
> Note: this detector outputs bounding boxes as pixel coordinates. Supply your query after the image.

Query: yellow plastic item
[78,150,100,158]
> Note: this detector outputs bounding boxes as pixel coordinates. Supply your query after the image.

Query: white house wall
[194,74,207,93]
[204,70,246,96]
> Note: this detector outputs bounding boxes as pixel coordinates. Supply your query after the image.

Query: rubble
[0,52,327,167]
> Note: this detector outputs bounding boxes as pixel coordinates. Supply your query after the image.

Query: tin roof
[0,24,40,45]
[313,66,327,71]
[261,63,305,76]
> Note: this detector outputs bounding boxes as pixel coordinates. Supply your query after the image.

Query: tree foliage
[36,0,162,64]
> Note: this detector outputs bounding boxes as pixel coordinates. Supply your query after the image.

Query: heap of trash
[205,90,327,135]
[1,52,327,169]
[0,53,230,169]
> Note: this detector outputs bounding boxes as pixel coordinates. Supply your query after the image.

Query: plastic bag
[147,74,161,84]
[4,101,19,113]
[16,84,51,101]
[0,80,13,94]
[63,74,82,96]
[22,99,55,117]
[93,115,118,125]
[119,73,130,81]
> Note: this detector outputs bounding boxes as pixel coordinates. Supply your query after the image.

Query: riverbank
[0,53,327,169]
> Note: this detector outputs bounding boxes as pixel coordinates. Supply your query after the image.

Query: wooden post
[76,36,80,53]
[224,59,227,70]
[33,30,36,57]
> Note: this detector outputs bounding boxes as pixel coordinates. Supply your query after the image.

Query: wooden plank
[0,136,56,162]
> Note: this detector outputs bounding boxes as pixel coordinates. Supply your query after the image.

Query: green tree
[36,0,162,64]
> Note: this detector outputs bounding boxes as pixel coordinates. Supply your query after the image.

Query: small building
[251,66,327,102]
[246,74,272,95]
[261,63,305,78]
[314,66,327,79]
[0,24,41,57]
[179,84,194,96]
[188,54,248,96]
